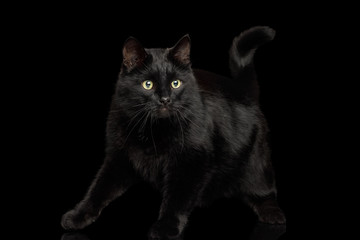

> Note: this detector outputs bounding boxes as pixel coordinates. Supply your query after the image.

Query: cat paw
[257,207,286,225]
[61,209,97,230]
[148,220,183,240]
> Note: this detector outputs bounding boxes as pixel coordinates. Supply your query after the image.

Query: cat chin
[157,107,172,118]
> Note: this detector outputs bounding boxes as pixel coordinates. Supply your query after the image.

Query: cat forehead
[146,48,172,66]
[143,48,180,74]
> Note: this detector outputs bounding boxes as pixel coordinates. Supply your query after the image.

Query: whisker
[175,107,202,129]
[139,110,151,133]
[129,103,149,109]
[123,110,148,145]
[175,111,185,152]
[110,104,145,114]
[150,113,158,156]
[125,108,147,131]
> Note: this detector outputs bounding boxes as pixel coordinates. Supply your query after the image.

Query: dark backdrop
[15,5,317,240]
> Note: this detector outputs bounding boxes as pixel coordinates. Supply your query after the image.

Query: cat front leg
[148,158,210,240]
[61,152,137,230]
[148,213,188,240]
[249,195,286,225]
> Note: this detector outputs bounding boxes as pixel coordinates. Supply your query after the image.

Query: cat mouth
[158,106,171,118]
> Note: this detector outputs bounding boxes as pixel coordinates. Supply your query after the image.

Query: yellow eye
[171,80,181,89]
[142,80,153,90]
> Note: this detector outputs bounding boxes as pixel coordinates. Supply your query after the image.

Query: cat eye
[142,80,153,90]
[171,80,182,89]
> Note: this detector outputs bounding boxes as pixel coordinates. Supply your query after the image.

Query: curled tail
[229,26,275,101]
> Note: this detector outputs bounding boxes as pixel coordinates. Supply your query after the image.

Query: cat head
[115,35,200,121]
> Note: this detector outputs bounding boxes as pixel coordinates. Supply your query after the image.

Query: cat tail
[229,26,275,101]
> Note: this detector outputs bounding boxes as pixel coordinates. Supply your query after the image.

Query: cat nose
[159,97,171,105]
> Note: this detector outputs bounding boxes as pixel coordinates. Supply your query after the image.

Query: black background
[10,3,331,240]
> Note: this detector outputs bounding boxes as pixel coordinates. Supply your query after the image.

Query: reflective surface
[54,185,288,240]
[60,223,286,240]
[249,223,286,240]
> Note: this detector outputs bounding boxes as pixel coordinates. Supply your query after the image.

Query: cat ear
[169,34,191,65]
[122,37,147,72]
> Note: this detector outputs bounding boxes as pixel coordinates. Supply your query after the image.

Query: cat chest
[128,146,168,184]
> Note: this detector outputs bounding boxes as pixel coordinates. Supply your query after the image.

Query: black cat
[61,26,286,240]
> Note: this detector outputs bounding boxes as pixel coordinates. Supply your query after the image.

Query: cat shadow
[60,223,286,240]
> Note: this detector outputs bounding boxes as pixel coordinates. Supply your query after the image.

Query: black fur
[61,26,286,240]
